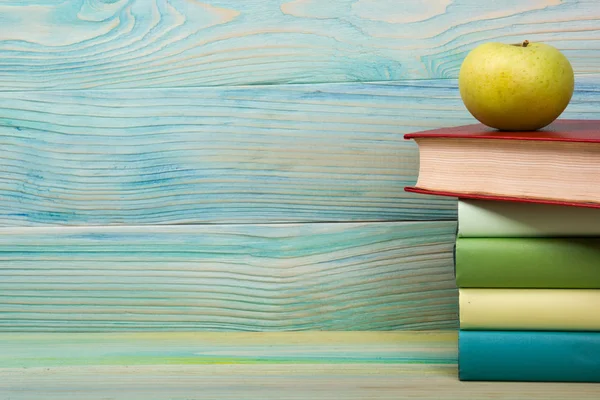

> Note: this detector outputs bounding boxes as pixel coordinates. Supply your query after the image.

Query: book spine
[458,199,600,237]
[459,330,600,382]
[455,237,600,288]
[459,289,600,331]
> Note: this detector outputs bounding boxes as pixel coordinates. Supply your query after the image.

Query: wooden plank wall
[0,0,599,331]
[1,0,599,88]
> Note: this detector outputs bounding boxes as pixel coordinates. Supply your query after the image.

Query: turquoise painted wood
[1,76,599,226]
[0,331,458,368]
[0,221,458,332]
[0,0,598,90]
[1,0,599,340]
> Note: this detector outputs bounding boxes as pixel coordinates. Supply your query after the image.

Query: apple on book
[458,40,574,131]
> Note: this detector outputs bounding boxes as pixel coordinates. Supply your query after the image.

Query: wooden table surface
[1,331,598,399]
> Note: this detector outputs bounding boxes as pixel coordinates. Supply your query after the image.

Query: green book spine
[455,238,600,288]
[458,199,600,237]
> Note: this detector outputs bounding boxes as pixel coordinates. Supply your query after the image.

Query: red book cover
[404,119,600,143]
[404,119,600,209]
[404,187,600,209]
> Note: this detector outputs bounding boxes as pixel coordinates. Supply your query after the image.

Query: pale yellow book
[459,289,600,331]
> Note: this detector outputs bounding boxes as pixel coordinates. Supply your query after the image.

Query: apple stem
[511,40,530,47]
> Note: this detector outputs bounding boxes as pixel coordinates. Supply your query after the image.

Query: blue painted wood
[0,0,597,89]
[1,77,598,226]
[0,221,458,332]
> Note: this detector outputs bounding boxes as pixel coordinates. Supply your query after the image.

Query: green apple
[458,40,574,131]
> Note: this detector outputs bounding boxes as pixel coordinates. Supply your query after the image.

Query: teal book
[459,331,600,382]
[455,237,600,288]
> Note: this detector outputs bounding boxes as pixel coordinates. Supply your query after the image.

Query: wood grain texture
[0,331,458,367]
[0,0,599,90]
[1,332,599,399]
[1,79,458,226]
[0,221,458,332]
[2,76,599,226]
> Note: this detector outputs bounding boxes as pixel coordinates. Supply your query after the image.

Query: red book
[404,119,600,208]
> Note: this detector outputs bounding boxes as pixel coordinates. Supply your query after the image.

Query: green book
[458,199,600,237]
[455,237,600,288]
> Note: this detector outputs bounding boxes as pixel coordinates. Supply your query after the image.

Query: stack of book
[404,119,600,383]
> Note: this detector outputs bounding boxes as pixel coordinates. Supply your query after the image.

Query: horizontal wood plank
[2,332,599,399]
[0,331,459,368]
[1,77,599,226]
[0,0,598,90]
[0,221,458,332]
